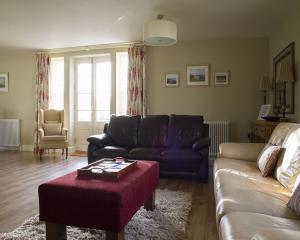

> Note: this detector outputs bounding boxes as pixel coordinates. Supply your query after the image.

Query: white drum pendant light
[143,15,177,46]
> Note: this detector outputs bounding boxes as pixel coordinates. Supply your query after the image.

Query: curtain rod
[34,41,144,54]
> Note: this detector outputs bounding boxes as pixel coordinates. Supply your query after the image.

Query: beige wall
[269,1,300,121]
[146,39,269,141]
[0,39,269,146]
[0,50,35,146]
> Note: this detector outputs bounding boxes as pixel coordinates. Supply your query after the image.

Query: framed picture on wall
[165,73,179,87]
[214,71,230,86]
[187,65,209,86]
[0,73,9,92]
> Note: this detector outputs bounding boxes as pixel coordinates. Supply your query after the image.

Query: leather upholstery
[252,229,300,240]
[220,212,300,240]
[88,114,209,181]
[87,133,114,148]
[272,124,300,191]
[192,137,211,151]
[128,148,162,161]
[218,142,265,162]
[93,146,129,159]
[107,115,140,147]
[138,115,168,147]
[167,114,204,147]
[160,149,202,172]
[215,122,300,240]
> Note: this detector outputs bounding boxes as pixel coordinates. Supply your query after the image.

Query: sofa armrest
[87,133,113,148]
[218,142,265,162]
[192,138,211,152]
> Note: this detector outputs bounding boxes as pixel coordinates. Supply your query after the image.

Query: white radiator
[0,119,20,147]
[205,121,230,158]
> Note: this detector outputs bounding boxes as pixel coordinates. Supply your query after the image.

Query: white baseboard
[68,146,76,154]
[0,146,21,151]
[21,145,34,151]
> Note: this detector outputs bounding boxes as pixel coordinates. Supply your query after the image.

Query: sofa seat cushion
[92,146,129,159]
[214,158,288,193]
[160,149,201,172]
[220,212,300,240]
[128,148,161,161]
[252,229,300,240]
[215,184,296,223]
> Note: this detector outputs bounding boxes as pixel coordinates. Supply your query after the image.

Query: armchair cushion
[192,138,211,151]
[42,123,62,136]
[87,133,114,148]
[41,135,66,142]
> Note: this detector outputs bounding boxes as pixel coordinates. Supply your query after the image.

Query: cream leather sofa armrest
[251,229,300,240]
[38,128,45,137]
[218,142,265,162]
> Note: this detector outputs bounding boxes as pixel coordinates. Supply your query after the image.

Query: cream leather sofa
[214,123,300,240]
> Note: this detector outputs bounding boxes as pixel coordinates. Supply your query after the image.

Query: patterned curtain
[34,53,51,153]
[127,45,146,116]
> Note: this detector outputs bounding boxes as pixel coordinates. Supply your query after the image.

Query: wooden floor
[0,151,218,240]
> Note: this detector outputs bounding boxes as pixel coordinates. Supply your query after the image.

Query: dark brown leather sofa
[87,114,210,182]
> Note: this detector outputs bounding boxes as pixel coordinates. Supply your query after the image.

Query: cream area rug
[0,189,192,240]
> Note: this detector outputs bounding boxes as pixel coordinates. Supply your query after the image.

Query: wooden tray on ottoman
[77,158,137,179]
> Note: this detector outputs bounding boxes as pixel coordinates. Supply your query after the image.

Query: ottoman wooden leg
[46,222,66,240]
[106,229,125,240]
[144,191,155,211]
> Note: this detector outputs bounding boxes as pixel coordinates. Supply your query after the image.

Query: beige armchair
[38,109,68,160]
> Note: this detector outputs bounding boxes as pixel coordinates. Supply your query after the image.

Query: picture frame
[187,65,209,86]
[165,73,179,87]
[214,71,230,86]
[258,104,272,120]
[0,72,9,92]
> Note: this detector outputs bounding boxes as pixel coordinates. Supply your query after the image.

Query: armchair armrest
[38,128,45,138]
[87,133,113,148]
[192,138,211,151]
[62,128,68,140]
[218,142,265,162]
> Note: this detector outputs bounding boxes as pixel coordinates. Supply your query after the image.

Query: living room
[0,0,300,239]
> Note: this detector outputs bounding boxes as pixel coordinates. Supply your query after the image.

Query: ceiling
[0,0,295,50]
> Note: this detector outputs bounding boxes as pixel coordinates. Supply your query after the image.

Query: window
[116,52,128,115]
[75,55,111,122]
[49,57,64,109]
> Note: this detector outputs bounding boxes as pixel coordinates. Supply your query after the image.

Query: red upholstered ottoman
[39,161,159,240]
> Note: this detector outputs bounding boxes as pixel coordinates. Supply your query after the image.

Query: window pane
[116,52,128,115]
[77,63,92,94]
[49,58,64,109]
[78,93,91,110]
[78,111,91,122]
[95,58,111,121]
[96,111,110,122]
